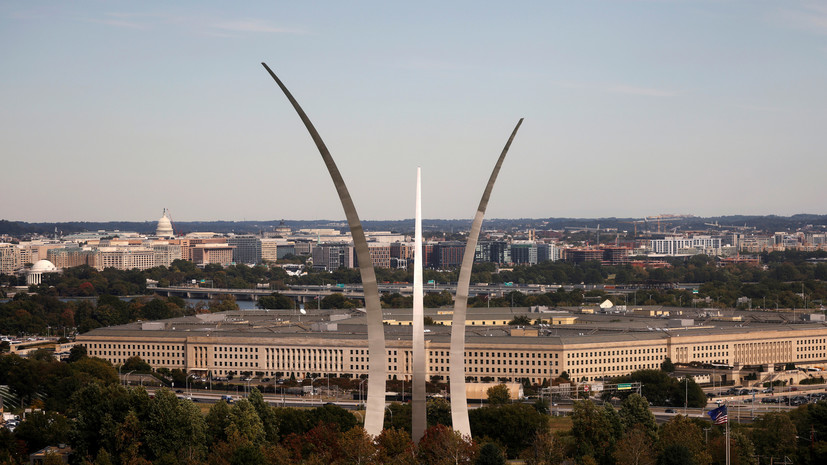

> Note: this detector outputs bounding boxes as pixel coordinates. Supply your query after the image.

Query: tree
[248,388,279,442]
[507,315,532,326]
[376,428,416,465]
[67,344,87,362]
[144,389,206,462]
[424,290,454,308]
[476,443,506,465]
[257,293,294,310]
[307,403,359,432]
[521,430,567,465]
[709,430,757,465]
[338,426,380,464]
[656,444,693,465]
[427,397,452,428]
[227,399,265,445]
[209,294,239,313]
[570,400,620,463]
[417,424,478,465]
[657,416,710,465]
[12,410,71,454]
[122,356,152,373]
[206,399,233,446]
[486,384,511,406]
[320,293,358,309]
[660,358,675,373]
[614,426,656,465]
[619,394,658,441]
[469,404,547,458]
[750,412,797,464]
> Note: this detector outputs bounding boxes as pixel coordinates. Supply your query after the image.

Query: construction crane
[645,214,693,233]
[703,221,755,231]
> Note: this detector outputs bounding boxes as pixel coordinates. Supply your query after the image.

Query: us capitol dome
[156,209,175,238]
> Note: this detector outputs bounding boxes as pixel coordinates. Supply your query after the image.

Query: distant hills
[2,215,826,237]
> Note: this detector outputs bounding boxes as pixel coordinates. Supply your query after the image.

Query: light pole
[186,373,198,396]
[358,377,368,406]
[125,370,135,386]
[684,377,688,415]
[311,377,322,403]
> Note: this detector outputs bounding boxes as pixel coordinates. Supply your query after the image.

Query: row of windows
[89,343,183,351]
[569,348,665,358]
[567,355,664,366]
[693,344,729,352]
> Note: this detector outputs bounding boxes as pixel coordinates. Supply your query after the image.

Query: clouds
[775,3,827,35]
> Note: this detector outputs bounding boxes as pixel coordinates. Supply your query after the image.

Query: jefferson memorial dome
[28,259,57,285]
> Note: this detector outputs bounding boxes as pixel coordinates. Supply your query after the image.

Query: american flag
[708,405,728,425]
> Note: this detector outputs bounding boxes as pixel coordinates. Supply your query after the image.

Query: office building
[228,235,262,265]
[78,307,827,386]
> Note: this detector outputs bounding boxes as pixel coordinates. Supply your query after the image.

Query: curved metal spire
[261,63,387,436]
[449,119,524,438]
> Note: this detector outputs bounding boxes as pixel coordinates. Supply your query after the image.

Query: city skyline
[2,1,826,222]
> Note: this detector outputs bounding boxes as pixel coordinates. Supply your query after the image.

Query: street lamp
[684,377,688,415]
[186,373,198,396]
[358,377,368,406]
[311,377,322,402]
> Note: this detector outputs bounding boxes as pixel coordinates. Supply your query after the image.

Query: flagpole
[725,402,730,465]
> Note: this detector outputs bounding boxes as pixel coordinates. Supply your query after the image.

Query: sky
[2,1,826,222]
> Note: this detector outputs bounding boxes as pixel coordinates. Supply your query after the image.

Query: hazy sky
[2,1,826,222]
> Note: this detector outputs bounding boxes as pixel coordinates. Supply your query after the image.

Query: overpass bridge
[150,282,700,304]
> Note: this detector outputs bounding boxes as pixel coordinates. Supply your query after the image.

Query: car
[175,389,184,394]
[665,409,676,413]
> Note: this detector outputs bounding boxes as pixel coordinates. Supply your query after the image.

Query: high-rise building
[510,241,538,265]
[47,247,93,269]
[537,242,559,262]
[228,235,262,265]
[354,243,391,269]
[191,244,234,266]
[0,243,20,274]
[261,239,296,262]
[564,248,603,264]
[312,243,354,271]
[431,241,465,269]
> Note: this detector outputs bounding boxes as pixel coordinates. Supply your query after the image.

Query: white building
[650,235,722,256]
[26,259,58,285]
[155,209,175,238]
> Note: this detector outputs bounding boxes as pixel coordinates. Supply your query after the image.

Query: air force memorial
[262,62,523,438]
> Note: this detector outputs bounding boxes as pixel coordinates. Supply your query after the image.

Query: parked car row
[761,392,827,405]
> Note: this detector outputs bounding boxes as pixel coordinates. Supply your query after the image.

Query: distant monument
[156,209,174,238]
